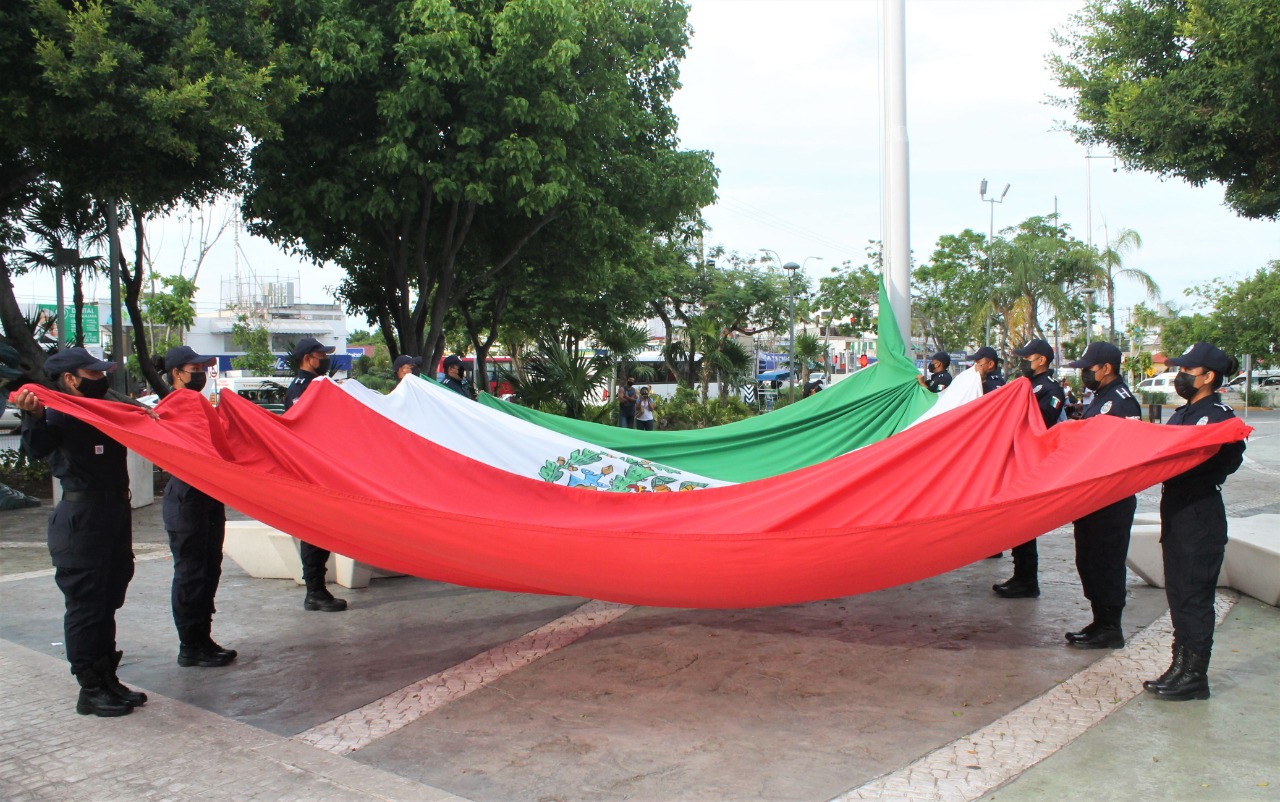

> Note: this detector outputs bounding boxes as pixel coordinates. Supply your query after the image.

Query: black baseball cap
[967,346,998,363]
[442,354,465,370]
[1013,339,1054,360]
[164,345,216,373]
[929,351,950,369]
[393,355,423,371]
[1165,342,1232,374]
[1067,341,1122,369]
[291,337,335,360]
[45,348,116,376]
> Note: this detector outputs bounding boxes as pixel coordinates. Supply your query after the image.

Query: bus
[435,356,516,397]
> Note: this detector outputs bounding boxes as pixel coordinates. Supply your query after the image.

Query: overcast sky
[12,0,1279,333]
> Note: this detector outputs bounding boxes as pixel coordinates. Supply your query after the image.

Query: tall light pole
[1084,151,1117,252]
[784,261,801,402]
[979,179,1010,347]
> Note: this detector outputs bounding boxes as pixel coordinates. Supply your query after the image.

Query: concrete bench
[1126,514,1279,606]
[222,520,403,589]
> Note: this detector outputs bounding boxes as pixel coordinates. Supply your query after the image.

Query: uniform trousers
[166,511,226,630]
[48,498,134,674]
[300,541,332,586]
[1073,495,1136,609]
[1160,489,1227,654]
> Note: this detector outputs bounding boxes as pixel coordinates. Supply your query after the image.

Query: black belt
[62,490,131,504]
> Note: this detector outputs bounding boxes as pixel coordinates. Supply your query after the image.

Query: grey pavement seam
[0,551,169,584]
[293,599,633,755]
[833,590,1239,802]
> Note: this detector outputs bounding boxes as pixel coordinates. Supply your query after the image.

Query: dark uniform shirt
[981,370,1006,395]
[1163,392,1245,495]
[21,409,128,494]
[441,375,473,399]
[1080,377,1142,420]
[1029,370,1067,428]
[283,370,320,411]
[925,370,952,393]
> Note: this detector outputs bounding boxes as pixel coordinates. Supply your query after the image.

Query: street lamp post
[979,179,1010,347]
[783,261,801,402]
[1084,152,1117,252]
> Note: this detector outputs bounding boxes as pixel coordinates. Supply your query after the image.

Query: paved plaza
[1,411,1277,800]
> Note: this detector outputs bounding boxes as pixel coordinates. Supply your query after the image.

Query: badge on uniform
[94,445,104,455]
[1051,397,1060,408]
[1100,400,1113,414]
[1197,416,1209,425]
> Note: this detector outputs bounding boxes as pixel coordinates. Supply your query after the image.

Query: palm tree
[18,192,107,348]
[508,336,612,419]
[1098,228,1159,344]
[594,322,655,393]
[705,338,753,404]
[790,333,827,390]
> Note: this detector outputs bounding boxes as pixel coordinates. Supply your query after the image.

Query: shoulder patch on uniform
[1215,403,1232,412]
[1196,416,1209,426]
[1033,384,1043,393]
[1117,387,1131,399]
[1100,400,1113,414]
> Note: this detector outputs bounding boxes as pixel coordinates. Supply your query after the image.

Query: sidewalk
[2,429,1277,801]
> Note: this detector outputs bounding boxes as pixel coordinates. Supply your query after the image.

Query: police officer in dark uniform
[283,337,347,612]
[1061,341,1143,648]
[13,348,146,716]
[393,354,423,382]
[921,351,952,393]
[993,339,1066,599]
[440,354,475,399]
[968,345,1005,394]
[1144,342,1245,701]
[162,346,237,667]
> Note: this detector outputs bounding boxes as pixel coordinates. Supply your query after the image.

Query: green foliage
[230,315,277,375]
[1164,262,1279,364]
[1051,0,1280,219]
[0,448,52,484]
[1243,389,1268,408]
[505,336,612,419]
[655,385,753,430]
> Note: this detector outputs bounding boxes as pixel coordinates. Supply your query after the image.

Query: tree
[1171,261,1280,366]
[1051,0,1280,219]
[230,315,277,376]
[245,0,716,372]
[1096,227,1159,343]
[17,190,107,348]
[2,0,303,391]
[913,231,989,352]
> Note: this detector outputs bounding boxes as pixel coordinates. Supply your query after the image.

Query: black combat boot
[75,662,133,717]
[993,554,1039,598]
[1069,605,1124,649]
[203,622,238,663]
[1143,642,1186,692]
[177,624,235,667]
[303,578,347,612]
[1149,648,1211,701]
[103,651,147,706]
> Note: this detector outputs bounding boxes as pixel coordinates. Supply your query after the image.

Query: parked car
[1135,372,1181,401]
[0,404,21,431]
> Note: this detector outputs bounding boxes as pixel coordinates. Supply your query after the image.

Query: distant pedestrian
[618,377,637,428]
[635,386,656,430]
[14,348,146,717]
[1144,342,1245,701]
[162,346,237,668]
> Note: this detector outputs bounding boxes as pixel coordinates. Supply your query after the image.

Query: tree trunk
[0,256,49,384]
[116,209,167,396]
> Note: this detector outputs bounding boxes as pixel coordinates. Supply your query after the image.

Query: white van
[1135,372,1180,401]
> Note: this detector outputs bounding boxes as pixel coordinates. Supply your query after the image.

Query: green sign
[37,303,100,345]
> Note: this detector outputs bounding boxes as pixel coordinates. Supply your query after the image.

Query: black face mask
[314,357,331,376]
[1173,372,1199,400]
[1082,367,1101,392]
[76,376,110,400]
[1018,359,1035,379]
[184,372,207,393]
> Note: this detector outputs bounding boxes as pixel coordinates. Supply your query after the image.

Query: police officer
[284,337,347,612]
[162,346,237,667]
[993,339,1066,599]
[393,354,423,382]
[1144,342,1245,701]
[440,354,474,399]
[13,348,146,716]
[968,345,1005,394]
[1062,341,1142,648]
[920,351,953,393]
